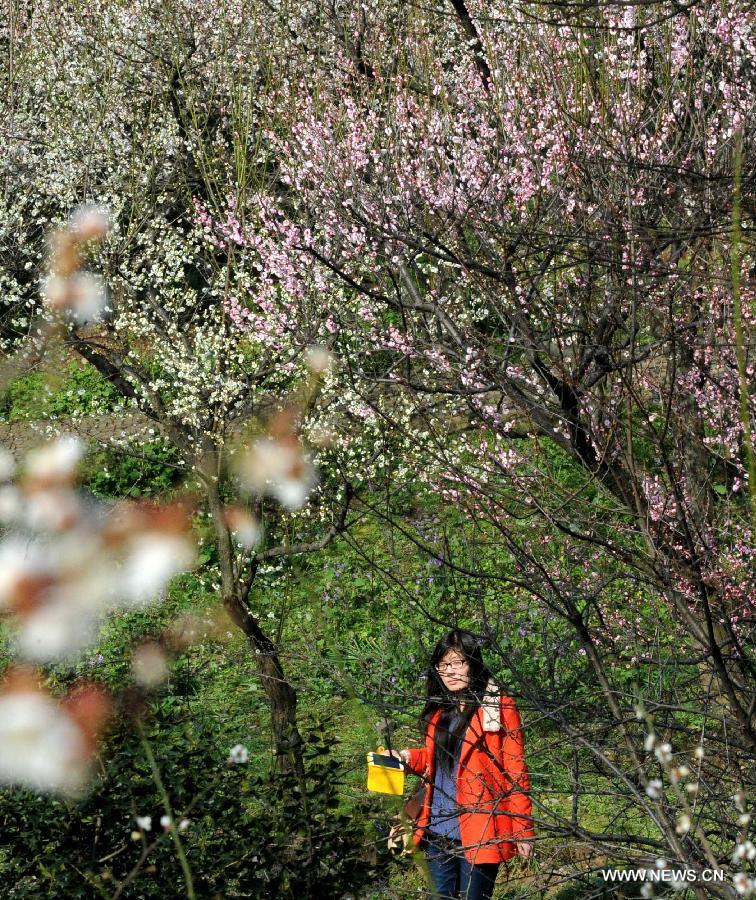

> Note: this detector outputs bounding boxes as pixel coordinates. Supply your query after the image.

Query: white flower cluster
[734,872,756,897]
[228,743,249,764]
[0,435,198,795]
[133,813,190,835]
[42,205,110,324]
[0,671,110,796]
[0,436,195,662]
[639,712,755,895]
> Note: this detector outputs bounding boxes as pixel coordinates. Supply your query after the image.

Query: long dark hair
[421,629,493,773]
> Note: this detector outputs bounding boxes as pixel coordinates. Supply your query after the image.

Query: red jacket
[405,689,535,864]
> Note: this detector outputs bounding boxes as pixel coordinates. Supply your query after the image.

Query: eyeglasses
[436,660,469,674]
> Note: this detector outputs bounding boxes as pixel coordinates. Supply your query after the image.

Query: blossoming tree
[3,0,755,892]
[193,0,755,892]
[0,0,381,776]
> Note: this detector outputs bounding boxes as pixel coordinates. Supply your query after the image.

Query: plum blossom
[69,204,110,241]
[237,407,317,510]
[0,439,196,662]
[0,670,110,796]
[654,742,672,764]
[131,643,170,688]
[0,446,16,482]
[733,872,756,896]
[42,205,111,324]
[228,744,249,764]
[24,435,85,489]
[733,842,756,863]
[645,779,663,799]
[117,530,196,607]
[304,345,334,376]
[239,436,316,510]
[224,506,261,548]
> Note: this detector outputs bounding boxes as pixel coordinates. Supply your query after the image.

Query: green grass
[0,360,122,423]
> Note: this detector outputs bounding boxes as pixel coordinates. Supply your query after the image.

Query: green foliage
[0,713,385,899]
[0,370,50,421]
[80,440,184,499]
[0,354,701,897]
[1,362,121,422]
[552,874,646,898]
[0,359,183,499]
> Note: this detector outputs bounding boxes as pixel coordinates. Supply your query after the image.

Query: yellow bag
[366,746,405,795]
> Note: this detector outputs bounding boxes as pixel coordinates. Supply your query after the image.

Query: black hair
[420,629,493,773]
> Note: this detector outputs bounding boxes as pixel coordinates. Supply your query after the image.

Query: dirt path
[0,412,160,456]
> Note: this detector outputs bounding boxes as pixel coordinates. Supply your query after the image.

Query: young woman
[397,630,535,900]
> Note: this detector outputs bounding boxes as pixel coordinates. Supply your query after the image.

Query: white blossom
[24,436,85,485]
[0,444,195,662]
[733,841,756,863]
[654,742,672,764]
[229,744,249,764]
[63,272,108,324]
[0,447,16,482]
[239,437,316,510]
[225,506,261,548]
[118,533,195,607]
[70,204,110,240]
[304,345,333,375]
[0,690,88,794]
[131,643,169,688]
[645,779,663,799]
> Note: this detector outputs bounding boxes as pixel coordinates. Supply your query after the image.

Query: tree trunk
[200,456,305,777]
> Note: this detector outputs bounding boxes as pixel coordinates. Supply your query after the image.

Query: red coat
[405,691,535,864]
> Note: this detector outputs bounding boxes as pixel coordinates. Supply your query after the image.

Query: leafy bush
[80,440,184,499]
[0,714,386,899]
[553,874,646,899]
[1,362,121,422]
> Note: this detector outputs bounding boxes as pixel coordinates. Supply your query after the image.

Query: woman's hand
[515,840,533,859]
[387,749,411,765]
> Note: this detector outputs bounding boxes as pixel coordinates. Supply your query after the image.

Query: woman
[396,630,535,900]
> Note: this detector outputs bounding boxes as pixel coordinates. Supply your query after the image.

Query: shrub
[0,714,386,899]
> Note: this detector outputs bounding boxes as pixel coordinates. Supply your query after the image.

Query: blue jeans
[424,836,500,900]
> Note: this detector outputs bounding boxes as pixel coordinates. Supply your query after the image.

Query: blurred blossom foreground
[0,436,195,662]
[42,205,110,324]
[0,669,110,795]
[0,437,196,794]
[0,204,324,797]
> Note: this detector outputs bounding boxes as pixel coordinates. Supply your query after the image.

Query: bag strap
[403,781,427,820]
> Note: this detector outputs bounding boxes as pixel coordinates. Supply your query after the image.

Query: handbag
[387,779,427,855]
